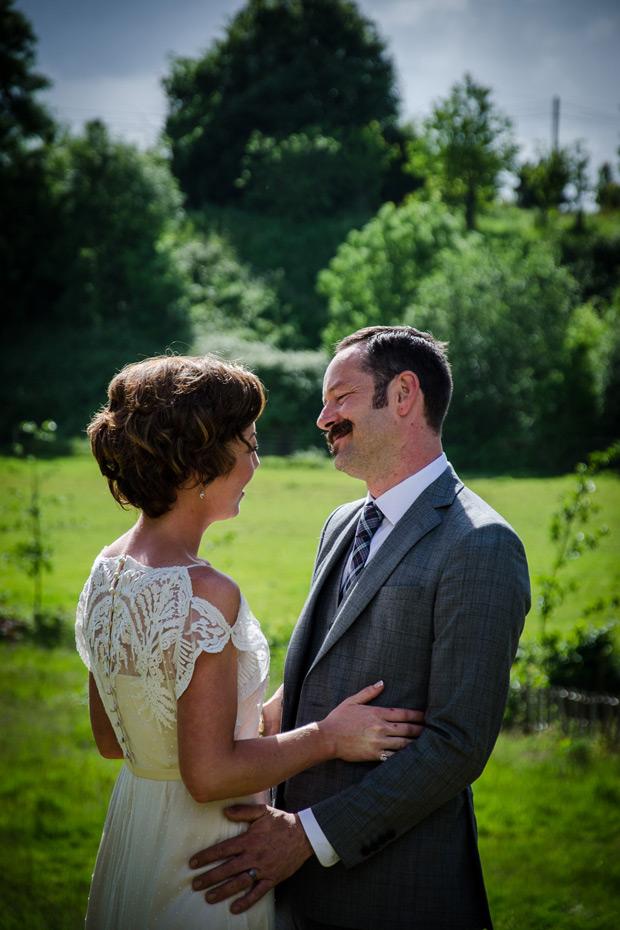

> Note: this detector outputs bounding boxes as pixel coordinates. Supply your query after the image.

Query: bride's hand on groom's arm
[190,804,312,914]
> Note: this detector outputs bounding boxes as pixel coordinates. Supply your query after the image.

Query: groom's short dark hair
[335,325,453,434]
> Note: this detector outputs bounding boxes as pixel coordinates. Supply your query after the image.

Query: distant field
[1,453,619,675]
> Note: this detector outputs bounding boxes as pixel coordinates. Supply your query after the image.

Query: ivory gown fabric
[76,553,274,930]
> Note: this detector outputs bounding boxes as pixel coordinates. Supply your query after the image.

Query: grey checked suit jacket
[277,465,530,930]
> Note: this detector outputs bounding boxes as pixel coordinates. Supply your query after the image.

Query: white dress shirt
[298,453,448,865]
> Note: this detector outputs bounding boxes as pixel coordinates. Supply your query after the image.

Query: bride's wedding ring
[379,751,389,762]
[247,868,259,886]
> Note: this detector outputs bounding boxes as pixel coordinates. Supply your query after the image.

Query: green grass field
[2,452,620,651]
[1,454,619,928]
[1,645,619,930]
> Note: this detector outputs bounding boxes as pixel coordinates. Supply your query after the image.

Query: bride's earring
[199,488,205,499]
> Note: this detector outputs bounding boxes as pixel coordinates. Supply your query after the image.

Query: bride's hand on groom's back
[261,684,284,737]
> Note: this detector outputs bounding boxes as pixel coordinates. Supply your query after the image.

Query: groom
[190,325,531,929]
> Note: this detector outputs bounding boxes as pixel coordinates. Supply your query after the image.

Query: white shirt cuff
[297,808,340,867]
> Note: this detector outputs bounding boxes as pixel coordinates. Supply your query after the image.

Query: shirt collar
[369,453,448,527]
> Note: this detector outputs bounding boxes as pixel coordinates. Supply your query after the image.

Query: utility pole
[552,96,560,150]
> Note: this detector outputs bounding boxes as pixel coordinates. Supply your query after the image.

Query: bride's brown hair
[88,354,265,518]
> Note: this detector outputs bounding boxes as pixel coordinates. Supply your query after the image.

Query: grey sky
[17,0,620,186]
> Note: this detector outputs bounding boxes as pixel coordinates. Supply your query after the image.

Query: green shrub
[544,620,620,693]
[509,619,620,700]
[236,123,397,218]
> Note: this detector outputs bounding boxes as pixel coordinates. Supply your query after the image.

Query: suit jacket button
[360,845,370,856]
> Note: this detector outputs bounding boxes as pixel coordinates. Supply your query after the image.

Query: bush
[318,197,466,346]
[510,620,620,697]
[407,237,610,469]
[0,605,72,648]
[235,123,397,218]
[544,620,620,693]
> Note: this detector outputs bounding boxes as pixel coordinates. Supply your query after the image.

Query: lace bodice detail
[76,554,270,769]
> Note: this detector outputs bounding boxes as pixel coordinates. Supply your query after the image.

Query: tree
[516,141,590,225]
[516,148,572,214]
[163,0,400,207]
[1,121,192,441]
[51,121,188,339]
[175,224,294,343]
[0,0,62,333]
[566,140,590,228]
[4,420,62,643]
[317,198,466,346]
[411,73,518,229]
[403,237,612,469]
[596,158,620,212]
[234,121,398,217]
[0,0,54,154]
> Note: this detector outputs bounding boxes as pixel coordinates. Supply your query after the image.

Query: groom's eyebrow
[324,378,355,401]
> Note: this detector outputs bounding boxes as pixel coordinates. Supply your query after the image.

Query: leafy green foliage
[50,121,188,335]
[174,224,291,341]
[509,619,620,703]
[0,0,54,153]
[559,225,620,305]
[0,0,65,377]
[4,1,620,475]
[402,237,613,468]
[409,73,518,229]
[516,148,572,213]
[2,422,63,643]
[235,122,397,217]
[163,0,400,207]
[517,141,591,222]
[1,121,192,441]
[544,621,620,692]
[505,444,620,734]
[536,442,620,633]
[191,203,378,347]
[318,198,466,346]
[596,160,620,212]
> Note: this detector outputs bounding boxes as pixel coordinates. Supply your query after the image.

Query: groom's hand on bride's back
[188,705,426,914]
[189,804,312,914]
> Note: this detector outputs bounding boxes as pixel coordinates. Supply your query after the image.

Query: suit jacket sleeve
[309,517,530,869]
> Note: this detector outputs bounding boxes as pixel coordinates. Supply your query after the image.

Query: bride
[76,354,423,929]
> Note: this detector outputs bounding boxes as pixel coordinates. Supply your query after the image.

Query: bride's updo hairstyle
[88,354,265,519]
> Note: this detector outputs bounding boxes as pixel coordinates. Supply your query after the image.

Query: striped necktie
[341,501,384,598]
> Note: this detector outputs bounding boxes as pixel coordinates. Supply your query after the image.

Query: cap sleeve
[175,596,237,699]
[175,594,269,704]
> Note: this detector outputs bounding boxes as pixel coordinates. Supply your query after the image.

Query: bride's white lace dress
[76,553,274,929]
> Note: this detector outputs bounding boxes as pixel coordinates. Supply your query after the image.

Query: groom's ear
[392,371,420,417]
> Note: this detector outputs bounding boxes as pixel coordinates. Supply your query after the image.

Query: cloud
[367,0,469,29]
[585,15,619,43]
[41,72,167,148]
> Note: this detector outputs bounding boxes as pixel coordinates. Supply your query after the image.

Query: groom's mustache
[326,420,353,455]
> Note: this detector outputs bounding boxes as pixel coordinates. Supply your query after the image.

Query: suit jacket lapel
[308,466,461,671]
[284,503,362,699]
